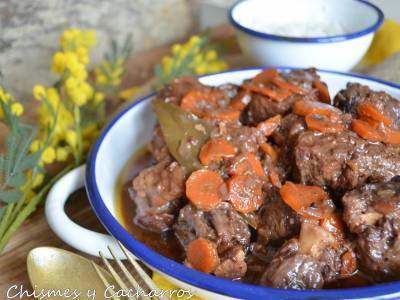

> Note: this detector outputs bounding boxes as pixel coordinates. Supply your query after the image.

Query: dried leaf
[153,100,211,174]
[239,212,257,230]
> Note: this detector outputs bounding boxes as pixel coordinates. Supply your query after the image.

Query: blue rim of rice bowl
[228,0,384,43]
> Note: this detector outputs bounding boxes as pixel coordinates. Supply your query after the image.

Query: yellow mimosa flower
[10,102,24,116]
[56,147,70,162]
[41,147,56,164]
[33,85,46,101]
[30,140,41,153]
[66,130,78,148]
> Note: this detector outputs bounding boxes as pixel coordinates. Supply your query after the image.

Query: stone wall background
[0,0,197,98]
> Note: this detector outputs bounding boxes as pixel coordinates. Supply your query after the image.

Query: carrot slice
[357,102,392,126]
[320,213,345,240]
[229,153,265,177]
[272,78,307,95]
[305,114,344,134]
[227,175,263,213]
[313,80,331,104]
[384,127,400,144]
[294,100,341,118]
[260,143,278,163]
[181,91,209,117]
[269,166,281,188]
[253,68,278,84]
[280,182,329,219]
[199,139,236,165]
[186,169,225,211]
[360,115,380,129]
[352,119,384,142]
[259,87,291,102]
[187,238,219,273]
[340,250,357,275]
[205,109,240,121]
[243,84,291,102]
[257,115,282,136]
[230,90,252,110]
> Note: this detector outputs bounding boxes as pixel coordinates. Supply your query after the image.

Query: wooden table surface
[0,25,243,298]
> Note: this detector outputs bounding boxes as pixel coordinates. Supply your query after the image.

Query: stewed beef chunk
[242,69,322,125]
[158,76,240,118]
[131,198,182,234]
[271,113,306,147]
[342,182,400,281]
[174,203,251,279]
[270,113,307,179]
[214,246,248,280]
[147,125,171,162]
[157,76,205,105]
[215,83,240,103]
[131,160,185,232]
[210,122,266,154]
[256,188,301,248]
[241,93,297,126]
[334,83,400,129]
[261,239,325,289]
[261,222,355,290]
[294,130,400,190]
[281,68,321,89]
[174,202,251,252]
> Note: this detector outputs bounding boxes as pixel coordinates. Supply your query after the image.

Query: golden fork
[91,241,169,300]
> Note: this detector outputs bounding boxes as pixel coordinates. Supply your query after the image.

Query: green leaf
[0,189,22,204]
[152,100,211,174]
[122,34,133,60]
[7,173,26,188]
[0,156,6,181]
[11,126,37,174]
[154,64,164,86]
[0,207,4,220]
[104,52,112,64]
[15,152,41,173]
[100,64,112,78]
[111,40,117,62]
[5,132,17,178]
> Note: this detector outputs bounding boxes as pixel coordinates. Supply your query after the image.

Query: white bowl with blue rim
[229,0,384,71]
[46,68,400,299]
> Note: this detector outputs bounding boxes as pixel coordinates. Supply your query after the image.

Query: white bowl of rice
[229,0,384,71]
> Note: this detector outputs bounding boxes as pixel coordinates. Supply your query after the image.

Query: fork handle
[45,165,125,259]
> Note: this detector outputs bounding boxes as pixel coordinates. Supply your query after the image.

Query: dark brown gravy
[115,148,372,289]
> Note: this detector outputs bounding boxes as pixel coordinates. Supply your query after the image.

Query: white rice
[241,15,346,38]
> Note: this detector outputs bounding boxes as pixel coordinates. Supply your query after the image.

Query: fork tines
[91,241,169,300]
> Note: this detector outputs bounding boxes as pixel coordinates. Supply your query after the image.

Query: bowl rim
[228,0,384,43]
[86,67,400,300]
